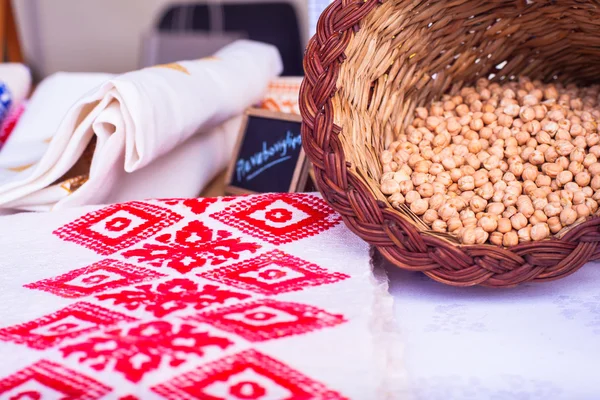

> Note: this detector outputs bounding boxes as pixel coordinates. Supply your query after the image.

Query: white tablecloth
[385,256,599,399]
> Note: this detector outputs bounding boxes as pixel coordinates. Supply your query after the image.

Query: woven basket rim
[300,0,600,287]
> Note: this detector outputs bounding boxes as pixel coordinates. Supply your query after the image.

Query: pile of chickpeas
[379,77,600,246]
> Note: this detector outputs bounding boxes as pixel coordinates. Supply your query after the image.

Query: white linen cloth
[0,193,408,398]
[0,40,282,211]
[385,256,600,399]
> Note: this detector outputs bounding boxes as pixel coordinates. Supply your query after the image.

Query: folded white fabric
[0,40,282,211]
[0,193,408,398]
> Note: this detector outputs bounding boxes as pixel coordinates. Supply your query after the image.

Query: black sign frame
[225,108,308,195]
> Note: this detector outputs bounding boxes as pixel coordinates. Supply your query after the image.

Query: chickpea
[520,106,535,122]
[457,176,475,191]
[535,174,551,188]
[405,190,421,204]
[447,217,463,232]
[572,191,586,205]
[399,180,414,195]
[486,202,505,215]
[518,226,532,242]
[547,216,562,234]
[528,150,545,165]
[479,214,498,232]
[503,231,519,247]
[450,168,463,182]
[530,209,549,225]
[489,168,504,184]
[490,232,504,246]
[389,191,405,203]
[559,207,578,226]
[531,223,550,241]
[576,204,591,218]
[541,163,563,178]
[575,171,591,187]
[586,198,598,214]
[517,200,535,218]
[556,170,574,186]
[583,154,597,168]
[431,219,448,232]
[496,217,512,233]
[417,183,435,198]
[544,202,562,217]
[591,175,600,191]
[439,203,459,221]
[511,213,528,230]
[381,180,400,195]
[492,190,505,203]
[521,166,538,182]
[474,227,489,244]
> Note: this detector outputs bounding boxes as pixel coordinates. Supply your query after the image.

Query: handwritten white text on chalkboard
[236,130,302,182]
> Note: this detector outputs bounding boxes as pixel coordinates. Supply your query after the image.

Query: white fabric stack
[0,40,282,211]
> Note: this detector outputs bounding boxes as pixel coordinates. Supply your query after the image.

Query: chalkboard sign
[225,108,308,195]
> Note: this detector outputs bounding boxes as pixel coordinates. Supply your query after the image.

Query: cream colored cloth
[0,40,282,211]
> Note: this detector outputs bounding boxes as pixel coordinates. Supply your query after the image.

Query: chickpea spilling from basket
[379,77,600,246]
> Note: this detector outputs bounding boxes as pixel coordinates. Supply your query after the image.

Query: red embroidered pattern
[158,198,218,215]
[152,349,347,400]
[53,201,183,255]
[61,320,234,383]
[97,278,251,318]
[25,259,166,298]
[210,193,341,245]
[200,250,349,295]
[121,220,261,274]
[0,302,136,350]
[191,299,346,342]
[0,360,112,399]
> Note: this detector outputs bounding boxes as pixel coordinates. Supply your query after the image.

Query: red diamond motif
[210,193,341,245]
[191,299,345,342]
[25,259,166,298]
[0,302,136,350]
[152,349,347,400]
[0,360,112,399]
[53,201,183,255]
[199,250,349,295]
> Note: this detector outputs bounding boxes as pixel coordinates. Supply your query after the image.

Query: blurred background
[11,0,332,81]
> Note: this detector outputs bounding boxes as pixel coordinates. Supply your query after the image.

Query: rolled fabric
[0,40,282,211]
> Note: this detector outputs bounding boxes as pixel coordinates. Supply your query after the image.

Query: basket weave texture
[300,0,600,287]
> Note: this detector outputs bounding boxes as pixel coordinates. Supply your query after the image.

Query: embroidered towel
[0,193,407,398]
[0,40,282,211]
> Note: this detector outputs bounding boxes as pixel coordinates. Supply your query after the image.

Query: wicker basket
[300,0,600,287]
